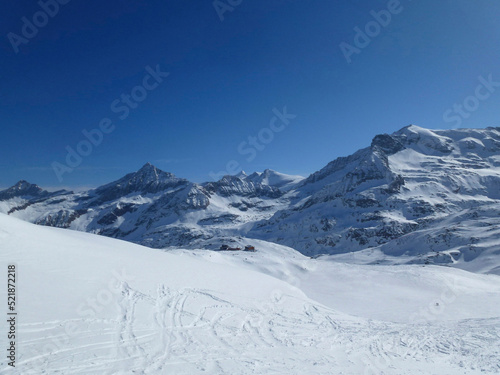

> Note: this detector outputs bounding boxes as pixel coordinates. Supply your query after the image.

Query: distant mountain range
[2,125,500,274]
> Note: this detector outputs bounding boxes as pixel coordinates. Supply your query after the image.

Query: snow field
[0,214,499,374]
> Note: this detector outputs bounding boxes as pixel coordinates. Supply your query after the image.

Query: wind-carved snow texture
[3,125,500,273]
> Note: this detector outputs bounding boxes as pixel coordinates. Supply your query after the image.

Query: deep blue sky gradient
[1,0,499,189]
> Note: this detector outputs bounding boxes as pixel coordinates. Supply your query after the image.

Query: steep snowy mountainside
[250,125,500,270]
[1,213,499,374]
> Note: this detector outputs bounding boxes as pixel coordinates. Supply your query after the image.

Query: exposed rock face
[371,133,404,155]
[204,175,283,199]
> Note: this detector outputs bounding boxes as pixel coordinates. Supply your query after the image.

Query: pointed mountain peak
[11,180,43,192]
[93,163,188,203]
[133,163,177,181]
[0,180,46,200]
[136,162,158,175]
[140,162,154,168]
[14,180,36,188]
[138,162,156,172]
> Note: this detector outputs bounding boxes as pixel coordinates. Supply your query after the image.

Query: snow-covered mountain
[2,125,500,273]
[251,125,500,273]
[0,180,50,200]
[0,162,293,249]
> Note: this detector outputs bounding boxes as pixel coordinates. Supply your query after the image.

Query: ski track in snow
[10,283,500,374]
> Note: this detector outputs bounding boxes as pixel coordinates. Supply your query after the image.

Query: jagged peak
[139,162,155,171]
[13,180,36,187]
[0,180,46,200]
[216,174,248,184]
[246,168,304,191]
[136,162,159,174]
[91,163,188,203]
[9,180,43,192]
[132,163,177,181]
[213,171,249,184]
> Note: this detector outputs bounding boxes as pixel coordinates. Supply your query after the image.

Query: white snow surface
[1,214,499,374]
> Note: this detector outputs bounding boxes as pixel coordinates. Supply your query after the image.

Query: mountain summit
[93,163,188,204]
[0,180,47,200]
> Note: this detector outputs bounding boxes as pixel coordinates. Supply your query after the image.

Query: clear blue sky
[1,0,499,189]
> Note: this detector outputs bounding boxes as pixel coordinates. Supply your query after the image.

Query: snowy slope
[1,214,499,374]
[171,239,500,324]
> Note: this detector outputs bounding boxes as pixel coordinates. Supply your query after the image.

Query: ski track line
[4,288,500,374]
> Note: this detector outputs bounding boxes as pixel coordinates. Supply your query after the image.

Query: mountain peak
[139,162,155,170]
[137,162,158,174]
[134,163,177,181]
[12,180,42,191]
[93,163,187,203]
[393,125,455,154]
[394,124,445,140]
[0,180,46,200]
[14,179,35,188]
[399,124,425,132]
